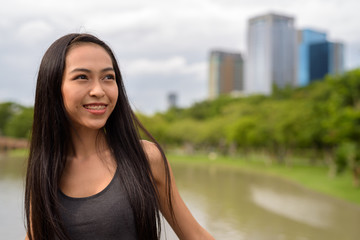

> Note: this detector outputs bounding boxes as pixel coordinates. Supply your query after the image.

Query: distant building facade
[167,92,178,108]
[246,13,296,95]
[297,29,327,86]
[330,42,345,75]
[209,50,244,99]
[297,29,344,86]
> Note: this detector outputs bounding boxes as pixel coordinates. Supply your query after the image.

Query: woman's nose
[89,80,105,98]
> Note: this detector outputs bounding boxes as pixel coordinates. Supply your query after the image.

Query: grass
[7,148,29,158]
[0,149,28,178]
[166,153,360,206]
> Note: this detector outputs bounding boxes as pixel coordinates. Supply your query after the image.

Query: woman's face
[61,43,119,131]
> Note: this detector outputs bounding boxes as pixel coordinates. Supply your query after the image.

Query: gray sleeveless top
[58,168,137,240]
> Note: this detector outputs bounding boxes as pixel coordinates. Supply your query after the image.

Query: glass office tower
[209,50,244,99]
[297,29,327,86]
[246,13,296,95]
[309,41,344,82]
[298,29,344,85]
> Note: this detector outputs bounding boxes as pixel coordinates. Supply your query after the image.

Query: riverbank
[4,149,359,205]
[167,153,360,206]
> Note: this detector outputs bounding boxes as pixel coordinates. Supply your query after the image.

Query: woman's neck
[68,127,108,160]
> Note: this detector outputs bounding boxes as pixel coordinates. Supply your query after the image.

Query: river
[1,156,360,240]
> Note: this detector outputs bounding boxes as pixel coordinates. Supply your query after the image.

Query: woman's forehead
[65,43,113,70]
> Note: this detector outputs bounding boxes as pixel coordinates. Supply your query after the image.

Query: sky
[1,0,360,114]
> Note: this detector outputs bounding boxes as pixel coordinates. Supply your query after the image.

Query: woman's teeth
[84,105,106,110]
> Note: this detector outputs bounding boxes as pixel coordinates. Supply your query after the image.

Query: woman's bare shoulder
[140,140,162,161]
[140,140,166,181]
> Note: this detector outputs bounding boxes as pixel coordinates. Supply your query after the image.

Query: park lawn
[0,149,28,178]
[8,148,29,158]
[167,153,360,206]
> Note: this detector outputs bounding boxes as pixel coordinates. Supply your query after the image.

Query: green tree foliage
[0,102,22,135]
[334,142,356,174]
[4,106,33,139]
[138,69,360,184]
[181,96,236,120]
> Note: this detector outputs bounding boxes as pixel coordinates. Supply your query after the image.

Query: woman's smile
[83,103,108,115]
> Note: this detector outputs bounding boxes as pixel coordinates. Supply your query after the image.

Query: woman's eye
[104,74,115,80]
[74,75,87,80]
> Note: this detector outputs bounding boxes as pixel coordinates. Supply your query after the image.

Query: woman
[25,33,214,240]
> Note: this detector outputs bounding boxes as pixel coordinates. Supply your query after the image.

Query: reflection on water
[1,156,360,240]
[250,185,333,228]
[0,179,25,239]
[0,156,26,239]
[169,162,360,240]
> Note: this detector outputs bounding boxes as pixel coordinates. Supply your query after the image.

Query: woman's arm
[142,140,215,240]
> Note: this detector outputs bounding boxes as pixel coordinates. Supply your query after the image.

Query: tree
[4,106,33,139]
[0,102,22,135]
[334,141,360,187]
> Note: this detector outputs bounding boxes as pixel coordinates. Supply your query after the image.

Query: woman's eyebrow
[101,67,115,72]
[70,68,91,73]
[70,67,115,73]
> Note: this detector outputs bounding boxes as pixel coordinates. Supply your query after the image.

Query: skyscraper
[329,42,345,75]
[309,41,344,82]
[208,50,244,99]
[297,28,344,85]
[246,13,296,95]
[297,29,327,86]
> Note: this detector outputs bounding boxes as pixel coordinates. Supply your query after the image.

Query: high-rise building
[297,29,327,86]
[297,29,344,85]
[329,42,345,75]
[309,41,344,82]
[246,13,296,95]
[208,50,244,99]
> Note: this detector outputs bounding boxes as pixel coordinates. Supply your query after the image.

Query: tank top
[58,168,137,240]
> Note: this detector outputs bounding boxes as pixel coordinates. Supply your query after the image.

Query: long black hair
[25,33,173,240]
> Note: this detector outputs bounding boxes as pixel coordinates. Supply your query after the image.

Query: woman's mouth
[83,104,107,114]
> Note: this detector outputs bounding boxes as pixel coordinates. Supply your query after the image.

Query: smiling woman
[24,33,214,240]
[61,43,118,130]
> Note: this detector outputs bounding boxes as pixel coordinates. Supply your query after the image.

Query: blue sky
[1,0,359,114]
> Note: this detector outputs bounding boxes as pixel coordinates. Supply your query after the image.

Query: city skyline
[209,13,345,98]
[1,0,359,113]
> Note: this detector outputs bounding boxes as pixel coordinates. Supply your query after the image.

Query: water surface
[1,156,360,240]
[165,161,360,240]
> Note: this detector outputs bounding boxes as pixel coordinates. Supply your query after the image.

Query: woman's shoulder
[140,140,163,163]
[140,140,166,182]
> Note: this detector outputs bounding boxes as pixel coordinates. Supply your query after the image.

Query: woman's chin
[72,121,106,132]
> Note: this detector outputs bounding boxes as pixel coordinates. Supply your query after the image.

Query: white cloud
[16,20,54,45]
[124,57,206,79]
[84,8,158,34]
[0,0,360,113]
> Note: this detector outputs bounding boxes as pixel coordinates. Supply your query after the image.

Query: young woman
[25,33,214,240]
